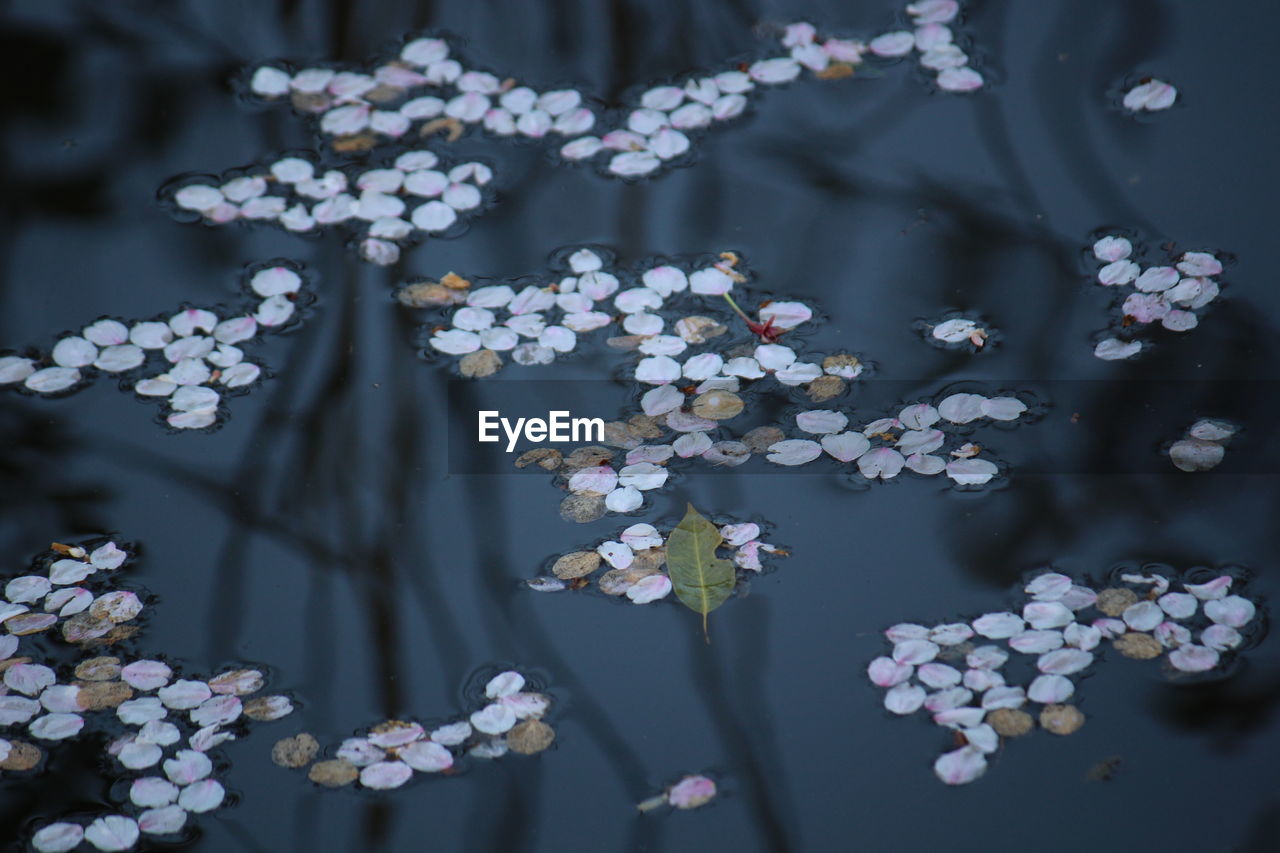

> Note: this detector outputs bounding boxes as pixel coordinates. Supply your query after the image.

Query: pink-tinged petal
[605,486,644,512]
[337,738,385,766]
[30,712,85,740]
[821,432,870,462]
[138,805,186,835]
[884,683,926,715]
[1038,649,1093,675]
[116,697,165,725]
[748,57,801,83]
[0,695,41,725]
[189,724,235,752]
[1023,601,1073,630]
[430,721,472,746]
[163,749,212,785]
[39,685,82,713]
[1176,252,1222,277]
[858,448,906,480]
[158,680,211,710]
[471,703,517,735]
[359,762,412,790]
[0,356,36,384]
[972,612,1024,639]
[178,779,226,812]
[1122,292,1170,323]
[915,24,953,51]
[908,0,959,23]
[1168,644,1219,673]
[32,823,84,853]
[1063,623,1102,651]
[668,774,717,809]
[400,740,454,772]
[867,656,913,687]
[120,740,166,770]
[0,634,18,660]
[981,686,1026,710]
[1135,266,1179,292]
[1159,309,1198,332]
[967,645,1009,670]
[627,574,673,604]
[796,409,848,434]
[1184,576,1232,600]
[1155,621,1192,648]
[1025,572,1073,601]
[1169,438,1224,472]
[7,575,51,603]
[929,623,974,645]
[1092,618,1127,639]
[1122,601,1163,631]
[131,777,179,808]
[1027,674,1074,704]
[1094,338,1142,360]
[918,663,962,688]
[934,746,987,785]
[1204,595,1255,627]
[937,393,987,424]
[1062,586,1098,611]
[369,722,424,750]
[485,671,526,699]
[964,669,1005,692]
[1097,259,1140,285]
[136,720,181,746]
[946,458,997,485]
[1201,624,1242,651]
[121,660,171,691]
[83,816,139,852]
[1123,79,1177,111]
[937,67,983,92]
[766,439,823,466]
[869,31,915,57]
[892,639,940,665]
[501,692,550,719]
[1093,236,1133,262]
[568,465,618,496]
[5,663,56,696]
[190,695,242,728]
[933,707,985,728]
[885,623,930,643]
[609,151,660,177]
[924,688,973,713]
[25,367,81,393]
[1009,630,1064,654]
[1157,592,1197,620]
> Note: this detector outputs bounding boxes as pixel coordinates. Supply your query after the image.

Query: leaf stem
[721,292,752,323]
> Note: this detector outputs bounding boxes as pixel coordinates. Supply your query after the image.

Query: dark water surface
[3,1,1279,851]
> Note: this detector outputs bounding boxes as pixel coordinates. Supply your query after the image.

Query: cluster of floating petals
[1122,78,1178,112]
[410,248,849,393]
[526,519,781,600]
[520,389,1026,525]
[896,1,986,92]
[168,154,492,266]
[924,314,992,350]
[0,263,310,429]
[868,566,1261,785]
[272,670,554,791]
[2,540,294,852]
[761,393,1027,485]
[242,3,984,189]
[1088,235,1224,360]
[636,773,718,812]
[1168,419,1237,472]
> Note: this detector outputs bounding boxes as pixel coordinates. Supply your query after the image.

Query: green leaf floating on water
[667,503,736,642]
